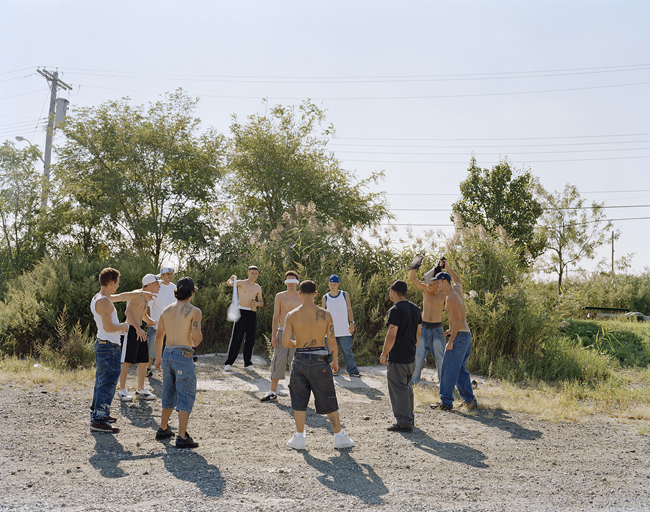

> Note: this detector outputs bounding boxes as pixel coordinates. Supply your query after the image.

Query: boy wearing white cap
[117,273,160,401]
[146,267,177,376]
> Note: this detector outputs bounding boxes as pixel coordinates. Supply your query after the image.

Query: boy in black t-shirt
[379,280,422,432]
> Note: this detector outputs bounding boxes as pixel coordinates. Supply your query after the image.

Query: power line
[76,80,650,101]
[61,62,649,80]
[62,64,650,84]
[341,155,650,164]
[329,140,650,148]
[390,205,650,212]
[335,133,650,141]
[0,89,49,101]
[380,216,650,228]
[336,147,650,156]
[387,190,650,196]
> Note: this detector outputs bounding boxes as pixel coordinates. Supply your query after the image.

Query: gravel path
[1,353,649,511]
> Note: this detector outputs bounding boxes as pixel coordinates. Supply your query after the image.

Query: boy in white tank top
[322,275,360,377]
[90,267,156,433]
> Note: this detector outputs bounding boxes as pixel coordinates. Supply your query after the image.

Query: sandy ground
[1,353,649,512]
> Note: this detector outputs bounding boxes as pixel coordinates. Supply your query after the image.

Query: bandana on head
[285,278,299,284]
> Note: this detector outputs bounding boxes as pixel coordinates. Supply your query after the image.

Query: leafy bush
[38,306,95,369]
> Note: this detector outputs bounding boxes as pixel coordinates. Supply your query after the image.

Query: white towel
[227,276,241,322]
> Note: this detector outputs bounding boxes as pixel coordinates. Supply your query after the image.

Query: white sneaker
[135,389,156,400]
[334,431,354,449]
[118,389,133,402]
[244,364,255,371]
[224,365,232,372]
[287,433,306,450]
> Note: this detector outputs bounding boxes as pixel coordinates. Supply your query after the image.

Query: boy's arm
[271,294,281,347]
[408,268,427,292]
[191,309,203,347]
[445,297,461,350]
[380,325,398,365]
[282,314,296,349]
[444,261,462,290]
[125,300,146,341]
[110,290,155,302]
[96,297,128,333]
[345,292,355,333]
[154,316,166,371]
[255,286,264,308]
[326,313,339,373]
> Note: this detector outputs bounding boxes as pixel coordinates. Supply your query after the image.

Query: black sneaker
[176,432,199,448]
[146,368,153,377]
[350,372,361,378]
[90,422,120,433]
[156,427,174,440]
[261,392,277,403]
[387,423,413,433]
[431,402,452,411]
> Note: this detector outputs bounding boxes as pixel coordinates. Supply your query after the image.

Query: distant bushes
[0,216,647,383]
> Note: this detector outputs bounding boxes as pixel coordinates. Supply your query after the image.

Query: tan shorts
[270,327,296,380]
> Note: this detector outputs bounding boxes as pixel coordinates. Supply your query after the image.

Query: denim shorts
[161,347,197,413]
[289,353,338,415]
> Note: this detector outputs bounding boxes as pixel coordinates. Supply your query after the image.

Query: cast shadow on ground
[404,429,489,469]
[302,450,388,506]
[459,408,543,441]
[335,377,385,401]
[267,400,339,432]
[89,434,160,478]
[158,442,224,497]
[120,399,159,430]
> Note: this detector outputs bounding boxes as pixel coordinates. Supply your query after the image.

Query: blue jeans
[439,332,476,409]
[162,347,197,413]
[335,335,358,375]
[412,324,445,384]
[90,341,122,424]
[147,326,166,360]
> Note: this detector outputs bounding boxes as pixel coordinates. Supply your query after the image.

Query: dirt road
[1,353,649,511]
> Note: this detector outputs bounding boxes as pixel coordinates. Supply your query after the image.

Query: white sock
[295,432,305,438]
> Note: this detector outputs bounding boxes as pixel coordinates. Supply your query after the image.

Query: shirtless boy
[428,263,478,411]
[117,274,160,402]
[90,268,156,433]
[154,277,203,448]
[408,255,447,383]
[282,280,354,450]
[261,271,301,403]
[225,266,264,371]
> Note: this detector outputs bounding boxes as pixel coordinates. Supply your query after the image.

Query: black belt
[295,352,329,361]
[96,339,113,345]
[422,321,442,328]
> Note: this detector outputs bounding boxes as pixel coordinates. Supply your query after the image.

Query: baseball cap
[328,275,340,283]
[176,276,197,294]
[432,272,451,282]
[159,266,174,274]
[389,280,408,294]
[142,274,159,286]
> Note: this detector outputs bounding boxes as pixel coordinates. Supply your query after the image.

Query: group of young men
[90,267,203,448]
[90,255,476,451]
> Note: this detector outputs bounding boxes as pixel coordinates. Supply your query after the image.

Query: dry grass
[413,369,650,430]
[0,356,94,391]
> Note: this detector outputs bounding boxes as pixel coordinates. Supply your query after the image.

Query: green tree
[225,100,390,236]
[56,90,225,266]
[452,157,545,264]
[0,141,46,279]
[538,184,614,296]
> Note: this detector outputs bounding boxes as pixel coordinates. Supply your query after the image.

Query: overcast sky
[2,1,649,274]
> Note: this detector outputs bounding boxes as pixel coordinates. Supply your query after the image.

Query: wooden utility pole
[36,69,72,208]
[611,231,615,274]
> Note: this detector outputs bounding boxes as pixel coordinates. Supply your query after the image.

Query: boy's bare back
[160,301,202,348]
[286,305,334,349]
